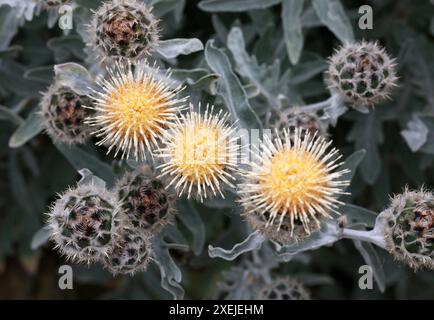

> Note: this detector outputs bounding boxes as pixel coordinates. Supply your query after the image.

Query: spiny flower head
[40,83,94,145]
[103,227,152,276]
[380,188,434,271]
[239,128,350,242]
[256,277,311,300]
[86,61,186,161]
[156,104,239,202]
[88,0,160,61]
[326,41,398,107]
[47,183,123,263]
[116,165,176,235]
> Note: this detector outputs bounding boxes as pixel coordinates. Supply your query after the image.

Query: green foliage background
[0,0,433,299]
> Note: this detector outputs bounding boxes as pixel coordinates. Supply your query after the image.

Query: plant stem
[300,96,334,113]
[340,227,387,249]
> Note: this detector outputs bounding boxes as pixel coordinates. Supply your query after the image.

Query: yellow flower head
[239,128,350,237]
[156,104,239,202]
[86,61,186,160]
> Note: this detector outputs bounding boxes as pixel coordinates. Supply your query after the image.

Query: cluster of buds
[47,165,175,275]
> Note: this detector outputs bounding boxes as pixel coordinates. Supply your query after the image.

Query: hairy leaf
[204,40,262,128]
[9,109,44,148]
[281,0,304,65]
[157,38,203,59]
[312,0,354,43]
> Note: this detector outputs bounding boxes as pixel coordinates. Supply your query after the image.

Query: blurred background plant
[0,0,433,299]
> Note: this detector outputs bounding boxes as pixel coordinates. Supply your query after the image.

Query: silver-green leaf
[227,27,279,106]
[30,226,51,250]
[176,199,205,256]
[353,240,386,293]
[312,0,354,43]
[54,62,95,95]
[153,237,184,300]
[401,116,429,152]
[340,204,378,228]
[156,38,204,59]
[9,109,44,148]
[340,149,366,188]
[204,40,262,129]
[208,231,266,261]
[281,0,304,65]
